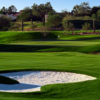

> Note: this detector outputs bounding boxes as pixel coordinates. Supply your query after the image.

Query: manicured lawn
[0,31,100,100]
[0,52,100,100]
[9,40,100,46]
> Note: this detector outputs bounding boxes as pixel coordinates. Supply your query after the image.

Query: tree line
[18,2,100,20]
[1,2,100,16]
[0,5,17,14]
[1,2,100,21]
[1,2,100,32]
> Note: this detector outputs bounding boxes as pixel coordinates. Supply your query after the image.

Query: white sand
[0,71,96,92]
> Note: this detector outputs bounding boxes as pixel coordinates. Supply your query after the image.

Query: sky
[0,0,100,12]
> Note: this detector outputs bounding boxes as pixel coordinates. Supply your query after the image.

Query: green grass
[10,21,43,31]
[0,31,100,100]
[1,31,100,43]
[0,52,100,100]
[9,41,100,46]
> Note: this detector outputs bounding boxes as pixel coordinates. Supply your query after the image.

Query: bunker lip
[0,71,96,93]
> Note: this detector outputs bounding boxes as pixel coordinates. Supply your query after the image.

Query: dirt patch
[78,32,100,35]
[62,32,100,35]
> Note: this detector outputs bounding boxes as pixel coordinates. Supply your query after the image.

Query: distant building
[0,10,22,20]
[6,14,17,20]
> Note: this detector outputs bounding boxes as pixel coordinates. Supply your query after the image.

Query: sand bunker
[0,71,96,92]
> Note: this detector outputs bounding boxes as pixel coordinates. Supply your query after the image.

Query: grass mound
[0,75,19,84]
[1,31,100,43]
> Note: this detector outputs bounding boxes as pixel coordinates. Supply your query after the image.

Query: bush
[41,27,51,37]
[63,14,75,20]
[63,21,74,34]
[83,16,92,20]
[31,23,37,31]
[0,16,10,31]
[82,22,92,30]
[9,23,21,31]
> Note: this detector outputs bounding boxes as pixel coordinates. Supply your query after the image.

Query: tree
[8,5,17,14]
[73,5,80,14]
[21,19,23,31]
[47,14,62,30]
[90,6,100,15]
[91,14,96,19]
[1,7,7,14]
[32,2,54,26]
[91,14,96,33]
[97,10,100,20]
[73,2,91,15]
[0,16,10,31]
[0,10,3,14]
[48,10,55,16]
[18,7,33,21]
[61,9,68,17]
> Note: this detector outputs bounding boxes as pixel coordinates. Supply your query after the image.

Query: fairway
[0,52,100,100]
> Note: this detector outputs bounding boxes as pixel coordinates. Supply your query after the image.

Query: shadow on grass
[0,44,79,52]
[1,44,100,53]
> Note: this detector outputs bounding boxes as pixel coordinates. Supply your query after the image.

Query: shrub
[83,16,91,20]
[0,16,10,31]
[41,27,51,37]
[31,23,37,31]
[63,21,74,34]
[63,14,75,20]
[9,23,21,31]
[82,22,92,30]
